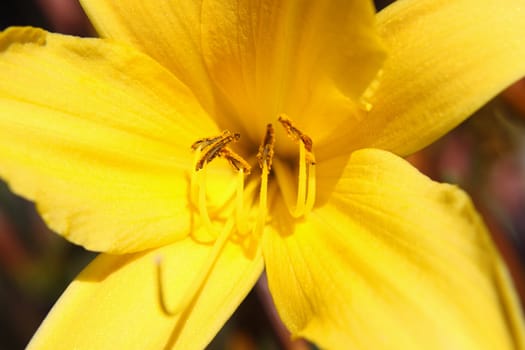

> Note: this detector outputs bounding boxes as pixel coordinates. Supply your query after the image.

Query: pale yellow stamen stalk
[253,162,269,238]
[251,124,274,237]
[190,147,217,243]
[191,133,246,241]
[233,173,261,240]
[196,165,217,236]
[305,162,316,215]
[235,169,249,235]
[156,217,234,316]
[287,141,307,217]
[190,146,202,205]
[277,115,317,218]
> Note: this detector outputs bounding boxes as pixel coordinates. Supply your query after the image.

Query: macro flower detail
[189,114,316,238]
[0,0,525,349]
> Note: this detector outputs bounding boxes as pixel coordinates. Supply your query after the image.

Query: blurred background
[1,0,525,349]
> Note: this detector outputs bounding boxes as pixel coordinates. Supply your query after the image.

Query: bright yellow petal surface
[319,0,525,159]
[200,0,385,145]
[0,27,224,253]
[28,238,263,349]
[264,149,525,350]
[78,0,218,116]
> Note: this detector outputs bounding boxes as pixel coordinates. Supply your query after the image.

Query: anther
[276,114,317,218]
[191,130,238,151]
[250,124,274,238]
[219,148,252,174]
[191,130,251,241]
[278,115,315,164]
[256,124,275,171]
[192,130,241,171]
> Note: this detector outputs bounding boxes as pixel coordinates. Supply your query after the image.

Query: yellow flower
[0,0,524,348]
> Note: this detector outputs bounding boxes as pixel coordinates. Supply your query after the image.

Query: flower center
[191,114,316,239]
[155,115,316,316]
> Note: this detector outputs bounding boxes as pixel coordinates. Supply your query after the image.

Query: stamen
[190,146,203,205]
[278,115,315,165]
[197,164,216,236]
[193,130,240,171]
[295,142,308,216]
[277,114,317,217]
[219,148,252,174]
[252,124,275,237]
[305,159,316,215]
[156,218,235,316]
[233,173,261,240]
[253,162,270,237]
[191,146,237,236]
[191,130,230,151]
[191,157,220,240]
[190,147,219,242]
[257,124,275,170]
[235,169,249,235]
[191,131,251,240]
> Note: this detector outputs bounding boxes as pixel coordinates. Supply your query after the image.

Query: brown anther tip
[192,129,243,170]
[257,123,275,171]
[277,114,314,150]
[277,114,290,122]
[277,116,289,127]
[218,148,251,174]
[264,124,275,141]
[301,134,314,152]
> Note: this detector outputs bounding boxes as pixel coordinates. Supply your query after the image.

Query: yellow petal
[28,238,264,349]
[320,0,525,159]
[0,27,224,253]
[78,0,218,115]
[264,149,525,349]
[200,0,385,144]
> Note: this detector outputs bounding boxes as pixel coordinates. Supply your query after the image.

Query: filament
[276,142,311,218]
[253,162,270,238]
[197,165,217,237]
[293,142,308,217]
[276,115,317,218]
[304,161,316,215]
[190,146,202,205]
[235,169,249,235]
[156,218,234,316]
